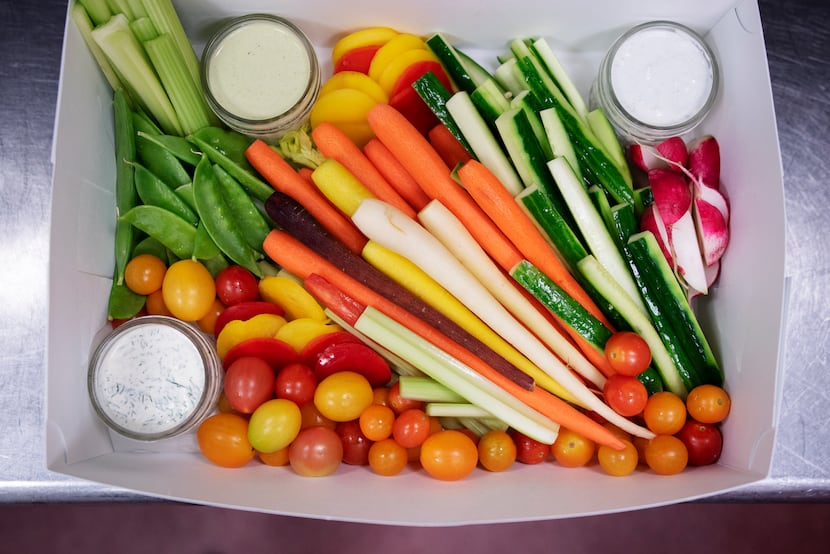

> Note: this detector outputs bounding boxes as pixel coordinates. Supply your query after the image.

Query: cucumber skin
[625,232,724,388]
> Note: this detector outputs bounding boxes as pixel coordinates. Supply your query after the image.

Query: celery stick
[92,14,182,135]
[107,0,136,20]
[143,33,212,135]
[129,17,158,41]
[127,0,147,18]
[140,0,201,86]
[71,3,124,92]
[398,376,466,403]
[354,306,560,445]
[425,403,491,419]
[78,0,112,26]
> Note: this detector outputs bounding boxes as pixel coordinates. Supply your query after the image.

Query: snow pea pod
[136,131,202,167]
[193,221,221,260]
[120,204,196,260]
[134,162,199,225]
[133,110,191,188]
[188,127,274,202]
[192,156,263,277]
[213,163,272,252]
[112,90,137,286]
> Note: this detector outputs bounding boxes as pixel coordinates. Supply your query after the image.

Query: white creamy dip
[92,322,206,435]
[206,18,312,121]
[610,26,714,127]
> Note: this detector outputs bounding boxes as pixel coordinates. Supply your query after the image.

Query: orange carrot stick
[366,103,522,272]
[311,122,416,218]
[457,159,613,328]
[262,229,624,450]
[363,138,431,211]
[245,139,367,254]
[297,166,315,185]
[428,123,473,169]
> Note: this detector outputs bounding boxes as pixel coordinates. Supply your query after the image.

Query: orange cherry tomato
[124,254,167,295]
[644,434,689,475]
[197,413,255,468]
[643,391,687,435]
[686,384,731,423]
[419,430,479,481]
[597,439,639,476]
[604,331,652,376]
[368,438,409,476]
[477,430,517,472]
[552,428,596,468]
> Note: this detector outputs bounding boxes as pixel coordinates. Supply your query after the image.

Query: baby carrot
[245,139,367,254]
[428,123,473,169]
[363,138,431,211]
[366,103,522,272]
[311,121,416,218]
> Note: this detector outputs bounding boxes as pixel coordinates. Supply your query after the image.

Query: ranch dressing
[88,317,221,440]
[591,21,719,143]
[201,14,320,141]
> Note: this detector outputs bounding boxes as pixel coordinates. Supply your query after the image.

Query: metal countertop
[1,0,828,503]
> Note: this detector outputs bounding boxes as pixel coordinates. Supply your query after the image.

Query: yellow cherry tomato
[313,371,373,422]
[161,259,216,321]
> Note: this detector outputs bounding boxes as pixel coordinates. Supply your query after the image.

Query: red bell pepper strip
[222,336,299,371]
[214,301,286,337]
[334,44,382,74]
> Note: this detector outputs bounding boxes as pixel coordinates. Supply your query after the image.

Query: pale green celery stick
[92,14,182,135]
[78,0,112,26]
[140,0,201,87]
[143,33,213,135]
[127,0,147,18]
[107,0,136,20]
[129,17,158,42]
[398,376,466,403]
[71,3,124,92]
[425,403,491,419]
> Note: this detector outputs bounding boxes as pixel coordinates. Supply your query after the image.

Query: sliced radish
[688,135,721,191]
[639,204,673,265]
[629,137,687,172]
[693,183,730,266]
[648,168,692,226]
[689,261,721,301]
[655,136,688,169]
[669,210,709,295]
[629,143,666,172]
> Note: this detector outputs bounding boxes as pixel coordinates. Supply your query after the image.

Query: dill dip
[591,21,719,143]
[201,14,320,141]
[88,316,222,441]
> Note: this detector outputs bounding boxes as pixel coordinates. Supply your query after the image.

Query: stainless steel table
[1,0,828,503]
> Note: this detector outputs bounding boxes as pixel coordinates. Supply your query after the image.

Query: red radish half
[669,210,709,296]
[692,178,730,266]
[639,204,673,265]
[629,137,687,172]
[648,168,692,226]
[688,135,721,190]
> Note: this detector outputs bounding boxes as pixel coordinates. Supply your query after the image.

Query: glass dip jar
[88,316,223,441]
[201,13,320,142]
[590,20,719,144]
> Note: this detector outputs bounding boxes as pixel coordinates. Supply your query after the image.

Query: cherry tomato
[603,374,648,417]
[197,298,226,335]
[643,391,687,435]
[512,430,550,465]
[604,331,652,376]
[223,356,276,414]
[391,408,431,449]
[275,362,317,407]
[552,428,596,468]
[145,289,172,316]
[420,430,479,481]
[386,381,425,415]
[215,265,260,306]
[372,386,390,407]
[161,259,216,321]
[258,446,290,467]
[359,404,395,441]
[644,434,688,475]
[676,420,723,466]
[336,419,373,466]
[299,402,336,430]
[368,438,409,476]
[597,439,638,476]
[313,371,374,422]
[124,254,167,295]
[197,413,255,468]
[247,398,302,453]
[289,426,343,477]
[477,430,517,472]
[686,384,731,423]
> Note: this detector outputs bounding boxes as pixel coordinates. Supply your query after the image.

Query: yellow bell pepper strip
[258,275,328,322]
[216,313,287,360]
[275,318,342,353]
[332,26,401,67]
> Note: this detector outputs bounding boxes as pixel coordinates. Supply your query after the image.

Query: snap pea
[112,89,137,287]
[193,220,221,260]
[136,130,202,167]
[188,127,274,202]
[134,162,199,225]
[132,236,172,263]
[120,204,196,260]
[107,280,146,321]
[213,163,272,252]
[192,156,263,277]
[201,253,230,279]
[133,110,191,188]
[174,183,196,210]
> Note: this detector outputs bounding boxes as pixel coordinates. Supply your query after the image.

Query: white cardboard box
[47,0,786,524]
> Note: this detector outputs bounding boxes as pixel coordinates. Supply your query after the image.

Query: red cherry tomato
[223,356,276,414]
[215,265,260,307]
[335,419,373,466]
[603,374,648,417]
[275,362,317,407]
[288,426,343,477]
[676,420,723,466]
[512,430,550,465]
[386,381,425,415]
[605,331,652,376]
[391,408,431,449]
